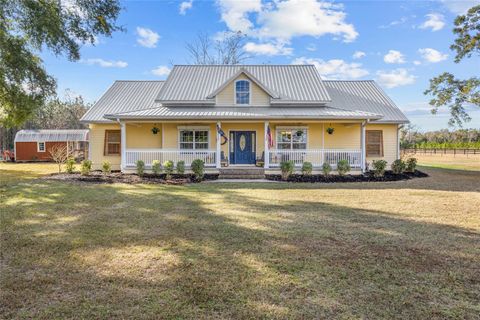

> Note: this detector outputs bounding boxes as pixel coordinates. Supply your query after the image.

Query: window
[37,142,45,152]
[179,129,209,150]
[104,130,121,155]
[276,128,307,150]
[235,80,250,105]
[366,130,383,157]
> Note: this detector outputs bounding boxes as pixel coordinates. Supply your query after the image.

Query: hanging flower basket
[151,126,160,135]
[326,127,335,135]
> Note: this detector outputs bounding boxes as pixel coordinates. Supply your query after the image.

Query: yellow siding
[126,123,162,148]
[324,123,361,149]
[216,74,270,106]
[366,124,399,165]
[88,123,121,170]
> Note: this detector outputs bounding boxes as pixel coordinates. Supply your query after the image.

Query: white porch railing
[269,149,362,169]
[125,149,216,167]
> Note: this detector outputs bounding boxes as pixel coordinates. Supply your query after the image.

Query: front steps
[219,167,265,179]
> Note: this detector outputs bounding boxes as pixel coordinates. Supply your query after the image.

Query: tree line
[401,126,480,149]
[0,92,90,151]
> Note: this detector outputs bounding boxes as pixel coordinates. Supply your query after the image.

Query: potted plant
[151,126,160,134]
[326,127,335,135]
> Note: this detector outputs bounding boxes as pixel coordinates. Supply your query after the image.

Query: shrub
[102,161,111,175]
[391,159,406,174]
[80,160,92,176]
[163,160,174,180]
[280,160,294,180]
[301,161,313,176]
[372,160,388,177]
[322,162,332,176]
[176,160,185,174]
[406,157,417,173]
[65,157,76,174]
[191,159,205,181]
[136,160,145,177]
[152,160,162,175]
[337,160,350,176]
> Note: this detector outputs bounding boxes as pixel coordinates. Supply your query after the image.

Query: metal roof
[156,65,331,104]
[323,80,409,123]
[80,81,165,122]
[105,106,381,121]
[15,130,89,142]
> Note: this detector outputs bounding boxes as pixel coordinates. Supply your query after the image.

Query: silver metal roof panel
[14,130,89,142]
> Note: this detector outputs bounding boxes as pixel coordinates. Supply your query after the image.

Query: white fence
[125,149,216,167]
[269,149,362,169]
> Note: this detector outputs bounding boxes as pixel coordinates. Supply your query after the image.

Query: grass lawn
[1,163,479,319]
[414,154,480,171]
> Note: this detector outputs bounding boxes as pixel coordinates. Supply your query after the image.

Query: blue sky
[43,0,480,131]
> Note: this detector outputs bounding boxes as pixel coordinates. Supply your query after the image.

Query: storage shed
[14,130,89,162]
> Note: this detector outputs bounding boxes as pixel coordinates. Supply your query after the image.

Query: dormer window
[235,80,250,105]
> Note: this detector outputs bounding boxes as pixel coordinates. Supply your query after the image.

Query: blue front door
[230,131,256,164]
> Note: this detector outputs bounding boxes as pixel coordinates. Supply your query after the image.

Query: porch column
[264,121,270,169]
[120,121,126,172]
[216,121,221,169]
[360,121,366,172]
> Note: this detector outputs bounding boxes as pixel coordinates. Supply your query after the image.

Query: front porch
[120,121,367,172]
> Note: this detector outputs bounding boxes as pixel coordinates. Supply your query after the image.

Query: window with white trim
[37,142,46,152]
[276,128,307,150]
[235,80,250,105]
[179,129,209,149]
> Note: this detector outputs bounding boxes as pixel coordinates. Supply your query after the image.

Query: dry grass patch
[414,153,480,171]
[1,164,479,319]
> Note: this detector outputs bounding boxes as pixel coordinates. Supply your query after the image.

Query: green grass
[1,163,480,319]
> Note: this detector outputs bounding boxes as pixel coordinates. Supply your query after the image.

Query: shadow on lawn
[1,179,479,319]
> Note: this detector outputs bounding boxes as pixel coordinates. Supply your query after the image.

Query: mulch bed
[43,171,219,185]
[266,170,429,183]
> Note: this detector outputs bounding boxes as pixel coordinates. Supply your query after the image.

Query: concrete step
[219,168,265,176]
[219,174,265,179]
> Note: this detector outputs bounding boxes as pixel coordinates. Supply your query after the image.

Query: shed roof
[156,65,331,104]
[15,130,89,142]
[80,81,165,123]
[323,80,409,123]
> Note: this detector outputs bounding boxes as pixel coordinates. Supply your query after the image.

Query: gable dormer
[211,72,275,106]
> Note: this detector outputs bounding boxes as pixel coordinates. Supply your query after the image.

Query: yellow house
[80,65,409,175]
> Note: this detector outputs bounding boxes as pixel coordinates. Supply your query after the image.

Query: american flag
[266,125,274,148]
[216,124,228,141]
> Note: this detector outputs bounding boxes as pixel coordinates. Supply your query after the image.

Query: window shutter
[366,130,383,157]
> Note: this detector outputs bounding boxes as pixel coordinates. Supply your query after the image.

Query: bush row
[136,159,205,181]
[279,157,417,180]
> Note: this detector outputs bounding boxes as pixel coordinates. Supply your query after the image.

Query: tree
[186,31,249,65]
[0,0,122,127]
[425,5,480,126]
[49,144,68,173]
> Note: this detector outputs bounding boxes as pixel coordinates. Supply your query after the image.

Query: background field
[413,154,480,171]
[1,163,479,319]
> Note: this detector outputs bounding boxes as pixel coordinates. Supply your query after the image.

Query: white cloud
[413,60,422,65]
[136,27,160,48]
[292,57,369,79]
[216,0,262,33]
[244,42,293,56]
[306,44,317,52]
[418,48,448,63]
[179,0,193,15]
[257,0,358,42]
[376,68,416,88]
[439,0,478,15]
[151,65,171,77]
[81,58,128,68]
[379,16,409,29]
[216,0,358,43]
[352,51,366,59]
[384,50,406,64]
[419,13,445,31]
